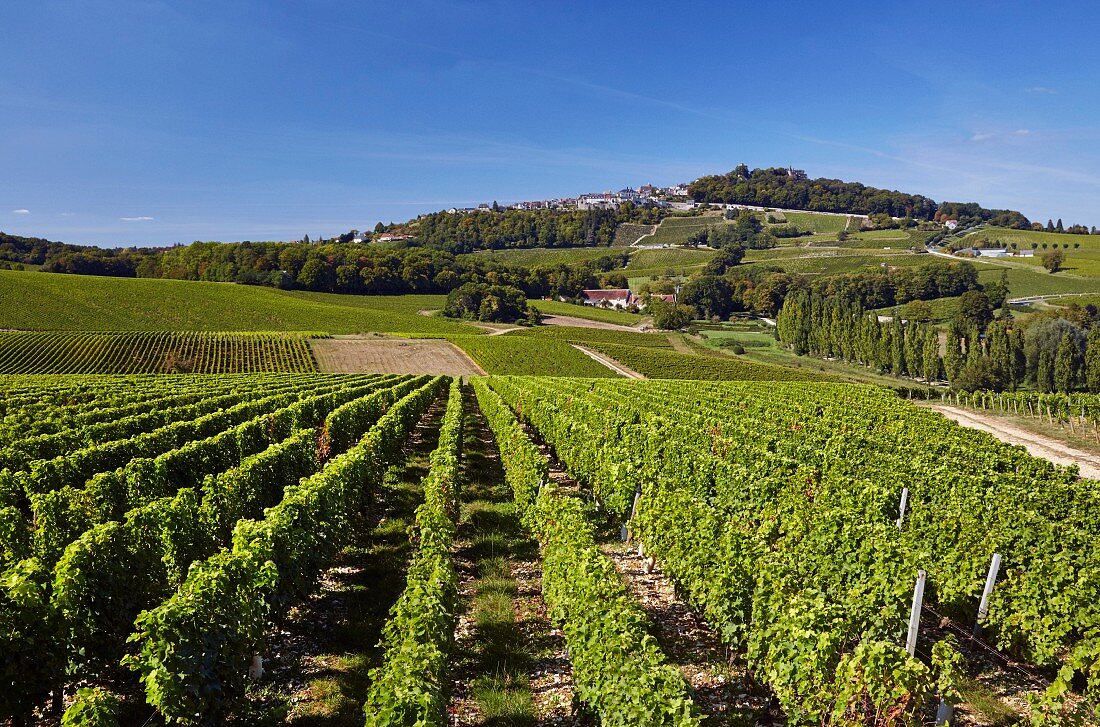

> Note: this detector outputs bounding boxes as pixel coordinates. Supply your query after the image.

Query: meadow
[961,226,1100,249]
[971,261,1100,298]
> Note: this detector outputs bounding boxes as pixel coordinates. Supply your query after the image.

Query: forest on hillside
[689,165,1032,227]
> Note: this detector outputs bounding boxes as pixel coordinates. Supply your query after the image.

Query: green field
[971,262,1100,298]
[456,246,618,267]
[961,226,1100,249]
[957,227,1100,279]
[848,228,914,242]
[0,270,483,335]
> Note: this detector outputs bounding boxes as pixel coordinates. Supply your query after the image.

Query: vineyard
[1,373,1098,726]
[0,331,320,374]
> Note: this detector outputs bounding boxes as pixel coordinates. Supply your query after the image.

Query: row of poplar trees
[777,290,1100,392]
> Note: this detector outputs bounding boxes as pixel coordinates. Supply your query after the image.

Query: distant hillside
[688,165,1031,228]
[0,269,482,334]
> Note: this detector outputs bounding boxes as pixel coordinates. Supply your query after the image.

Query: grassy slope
[960,227,1100,279]
[971,263,1100,298]
[696,326,930,388]
[0,270,482,335]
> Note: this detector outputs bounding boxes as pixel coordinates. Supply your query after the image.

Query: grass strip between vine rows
[362,378,464,725]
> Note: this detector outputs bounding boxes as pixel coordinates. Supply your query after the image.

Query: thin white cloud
[971,129,1030,142]
[1025,86,1056,94]
[12,208,29,214]
[120,215,155,221]
[59,212,75,217]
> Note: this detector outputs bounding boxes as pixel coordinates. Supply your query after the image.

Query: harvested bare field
[310,335,486,375]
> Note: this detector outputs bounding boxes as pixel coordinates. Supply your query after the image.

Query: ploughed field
[1,373,1098,725]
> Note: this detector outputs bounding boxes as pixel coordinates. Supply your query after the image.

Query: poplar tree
[1086,327,1100,393]
[944,327,964,383]
[1036,349,1055,392]
[1010,328,1027,390]
[891,316,906,374]
[922,327,942,382]
[1054,332,1080,392]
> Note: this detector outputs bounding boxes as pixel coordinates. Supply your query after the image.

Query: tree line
[399,204,666,253]
[32,239,630,300]
[777,291,1100,392]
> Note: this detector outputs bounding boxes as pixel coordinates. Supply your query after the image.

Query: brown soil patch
[310,337,485,375]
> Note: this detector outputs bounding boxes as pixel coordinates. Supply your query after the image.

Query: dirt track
[927,404,1100,479]
[570,345,644,379]
[310,337,486,376]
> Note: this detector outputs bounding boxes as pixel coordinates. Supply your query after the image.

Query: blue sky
[2,1,1098,246]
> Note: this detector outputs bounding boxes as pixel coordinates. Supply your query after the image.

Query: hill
[0,269,481,335]
[688,165,1031,226]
